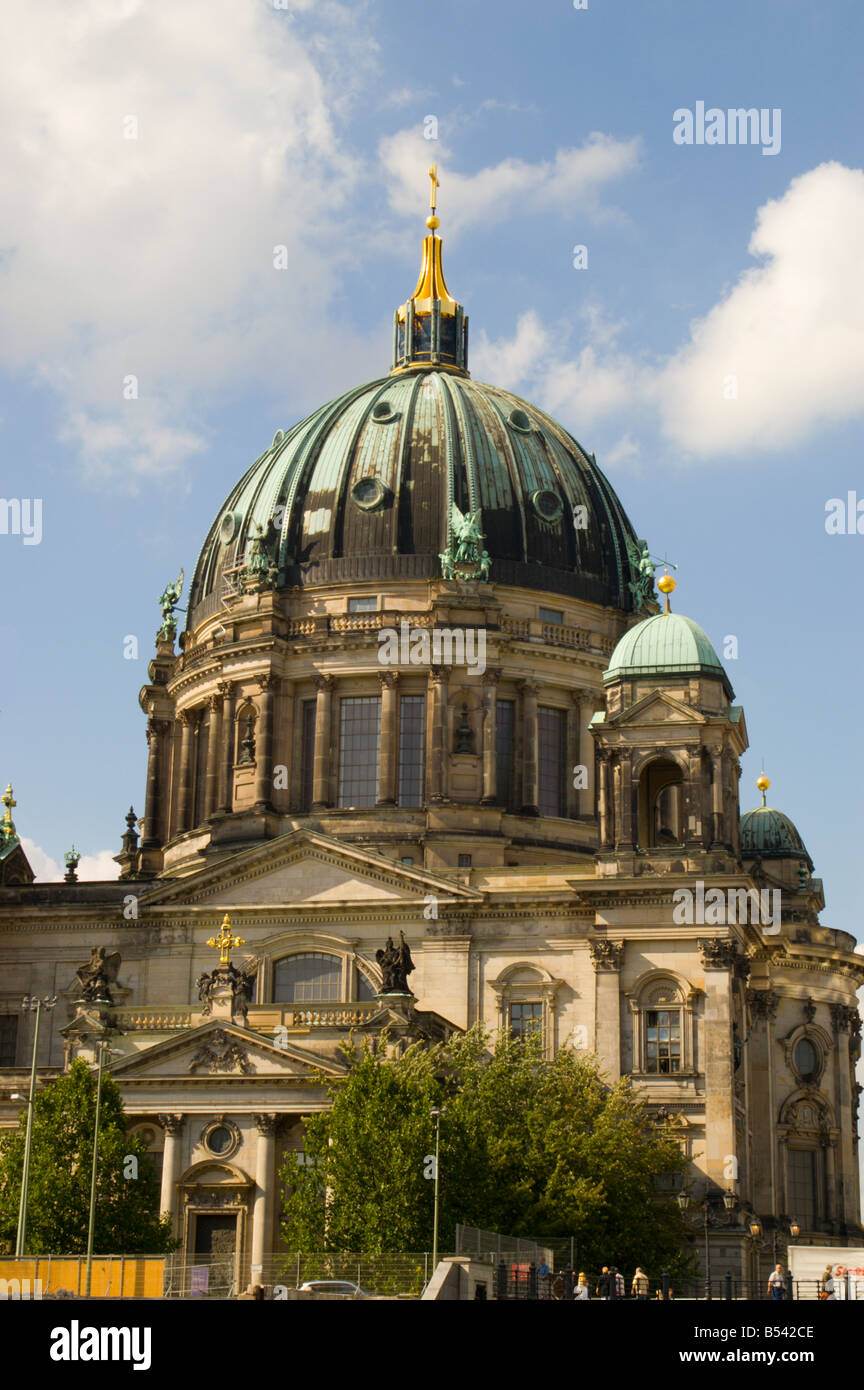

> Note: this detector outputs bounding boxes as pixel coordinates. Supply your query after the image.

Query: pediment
[608,691,709,728]
[141,828,481,909]
[110,1020,348,1081]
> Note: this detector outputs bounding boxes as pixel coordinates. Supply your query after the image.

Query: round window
[531,489,564,523]
[350,477,388,511]
[137,1127,156,1149]
[794,1038,819,1083]
[508,408,532,433]
[219,511,239,544]
[371,400,397,422]
[206,1125,234,1156]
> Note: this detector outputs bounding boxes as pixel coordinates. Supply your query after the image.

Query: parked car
[298,1280,370,1299]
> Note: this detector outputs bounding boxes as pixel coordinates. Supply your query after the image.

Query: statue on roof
[75,946,122,1004]
[157,569,184,641]
[376,931,415,994]
[625,538,660,614]
[238,523,278,594]
[440,504,491,582]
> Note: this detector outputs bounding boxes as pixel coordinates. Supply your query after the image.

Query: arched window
[628,976,697,1075]
[638,759,683,848]
[274,953,341,1004]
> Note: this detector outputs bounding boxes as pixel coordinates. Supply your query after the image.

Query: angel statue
[625,539,657,614]
[157,569,184,641]
[439,504,491,582]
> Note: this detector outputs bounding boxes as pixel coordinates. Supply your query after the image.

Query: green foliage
[280,1028,694,1277]
[0,1059,175,1255]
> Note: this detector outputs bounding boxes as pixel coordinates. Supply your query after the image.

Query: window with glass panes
[0,1015,17,1067]
[645,1009,681,1073]
[510,1002,543,1038]
[299,699,316,811]
[788,1149,820,1229]
[537,706,566,817]
[274,953,341,1003]
[496,699,515,809]
[398,695,426,806]
[338,696,381,807]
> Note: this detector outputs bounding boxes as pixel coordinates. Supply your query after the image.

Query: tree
[0,1059,175,1255]
[280,1027,695,1277]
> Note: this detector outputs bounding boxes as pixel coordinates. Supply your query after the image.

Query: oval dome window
[219,511,239,544]
[350,477,388,511]
[531,489,564,523]
[371,400,398,422]
[794,1038,820,1083]
[508,408,533,433]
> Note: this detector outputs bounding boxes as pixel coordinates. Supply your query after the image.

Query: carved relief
[188,1029,252,1075]
[589,940,624,972]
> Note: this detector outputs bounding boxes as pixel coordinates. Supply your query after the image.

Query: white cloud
[20,839,61,883]
[0,0,374,481]
[379,129,642,235]
[20,838,119,882]
[476,163,864,463]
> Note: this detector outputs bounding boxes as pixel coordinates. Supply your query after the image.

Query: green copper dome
[740,805,812,867]
[188,370,647,625]
[604,611,727,685]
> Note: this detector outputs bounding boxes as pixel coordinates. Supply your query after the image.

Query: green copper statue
[440,504,491,582]
[625,539,660,614]
[157,569,184,642]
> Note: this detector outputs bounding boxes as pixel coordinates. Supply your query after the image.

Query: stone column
[830,1004,857,1226]
[519,681,539,816]
[579,693,596,819]
[617,750,634,849]
[428,667,448,803]
[566,692,581,819]
[158,1114,184,1220]
[254,674,278,810]
[700,939,738,1190]
[481,670,499,805]
[590,941,624,1076]
[273,679,294,812]
[598,752,611,848]
[745,988,778,1219]
[377,672,399,806]
[312,675,334,810]
[175,710,196,835]
[143,717,168,847]
[218,681,235,814]
[205,693,223,820]
[710,750,724,848]
[251,1115,278,1284]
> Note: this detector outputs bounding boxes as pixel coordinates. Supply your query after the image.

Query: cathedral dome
[603,610,726,685]
[187,175,646,628]
[740,804,812,867]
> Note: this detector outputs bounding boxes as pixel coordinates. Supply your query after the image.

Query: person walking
[574,1273,590,1300]
[613,1267,625,1300]
[820,1266,836,1301]
[767,1264,785,1301]
[631,1267,649,1301]
[596,1266,613,1300]
[536,1258,552,1300]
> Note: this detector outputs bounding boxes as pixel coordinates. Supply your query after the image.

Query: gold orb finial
[426,214,440,229]
[657,569,676,613]
[756,772,770,807]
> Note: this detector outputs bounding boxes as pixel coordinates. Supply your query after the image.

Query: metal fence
[162,1251,439,1299]
[492,1265,853,1301]
[455,1223,554,1268]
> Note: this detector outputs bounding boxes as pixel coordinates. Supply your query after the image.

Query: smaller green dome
[740,805,812,866]
[604,611,726,685]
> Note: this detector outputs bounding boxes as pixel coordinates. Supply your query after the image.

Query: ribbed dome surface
[604,611,726,684]
[188,368,644,625]
[740,806,812,864]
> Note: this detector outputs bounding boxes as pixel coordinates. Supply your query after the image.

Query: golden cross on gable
[2,783,16,828]
[428,164,439,215]
[207,913,245,966]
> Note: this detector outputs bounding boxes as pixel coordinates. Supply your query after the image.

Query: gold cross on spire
[427,164,440,229]
[207,913,245,966]
[2,783,16,833]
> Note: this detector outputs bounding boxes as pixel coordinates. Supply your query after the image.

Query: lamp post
[84,1040,121,1298]
[14,994,57,1257]
[678,1186,737,1299]
[430,1107,444,1274]
[746,1213,800,1294]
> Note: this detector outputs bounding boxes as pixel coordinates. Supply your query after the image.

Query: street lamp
[678,1187,738,1299]
[429,1107,445,1275]
[15,994,57,1257]
[84,1041,122,1298]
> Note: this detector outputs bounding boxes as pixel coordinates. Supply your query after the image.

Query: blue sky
[1,0,862,963]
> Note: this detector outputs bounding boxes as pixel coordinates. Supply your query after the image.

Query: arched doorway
[638,758,683,848]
